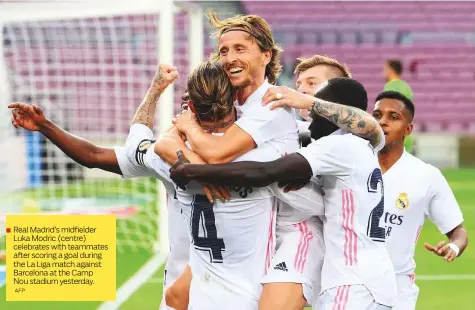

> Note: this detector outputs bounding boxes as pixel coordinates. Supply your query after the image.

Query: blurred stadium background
[0,0,474,309]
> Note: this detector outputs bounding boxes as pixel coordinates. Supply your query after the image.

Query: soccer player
[169,13,386,310]
[170,77,396,310]
[8,64,222,310]
[372,91,468,310]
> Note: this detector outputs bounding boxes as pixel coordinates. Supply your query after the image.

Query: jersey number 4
[366,168,386,242]
[191,195,226,263]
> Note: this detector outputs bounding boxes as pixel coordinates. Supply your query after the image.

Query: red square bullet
[6,228,11,233]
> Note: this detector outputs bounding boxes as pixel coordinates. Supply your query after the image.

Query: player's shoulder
[402,152,444,181]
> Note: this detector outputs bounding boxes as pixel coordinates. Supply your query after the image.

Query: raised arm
[132,64,178,128]
[261,86,383,149]
[172,110,255,164]
[169,150,313,189]
[8,64,178,175]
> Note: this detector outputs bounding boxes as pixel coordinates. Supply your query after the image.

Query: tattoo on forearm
[132,70,165,128]
[313,99,381,147]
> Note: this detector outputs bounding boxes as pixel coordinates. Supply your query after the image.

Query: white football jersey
[176,142,280,304]
[297,133,397,307]
[383,151,464,275]
[114,124,189,290]
[179,81,302,306]
[234,79,299,153]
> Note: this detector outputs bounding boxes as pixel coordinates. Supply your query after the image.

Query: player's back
[297,133,396,307]
[176,143,281,309]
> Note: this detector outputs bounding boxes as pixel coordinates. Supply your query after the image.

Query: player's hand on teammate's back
[170,150,230,203]
[424,241,457,262]
[262,86,315,111]
[8,102,47,131]
[153,64,179,91]
[172,109,200,134]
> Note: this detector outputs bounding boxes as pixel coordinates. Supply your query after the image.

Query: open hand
[262,86,315,110]
[8,103,47,131]
[424,241,457,262]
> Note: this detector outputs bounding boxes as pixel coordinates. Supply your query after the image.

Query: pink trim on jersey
[265,207,276,274]
[293,221,314,273]
[409,273,416,284]
[342,189,358,266]
[333,285,351,310]
[414,225,422,244]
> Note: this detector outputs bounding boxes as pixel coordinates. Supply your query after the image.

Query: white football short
[392,273,418,310]
[188,273,258,310]
[262,216,324,305]
[314,285,391,310]
[159,204,190,310]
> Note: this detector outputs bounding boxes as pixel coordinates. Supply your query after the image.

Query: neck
[388,75,399,82]
[237,75,266,105]
[378,143,404,173]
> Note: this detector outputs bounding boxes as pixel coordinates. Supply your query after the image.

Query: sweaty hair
[208,9,283,84]
[386,59,403,75]
[375,91,415,120]
[294,55,352,78]
[187,61,234,123]
[309,78,368,140]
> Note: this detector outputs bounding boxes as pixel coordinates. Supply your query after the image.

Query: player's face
[296,65,330,95]
[373,98,413,151]
[218,30,270,89]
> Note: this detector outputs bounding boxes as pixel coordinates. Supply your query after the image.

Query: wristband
[448,243,460,257]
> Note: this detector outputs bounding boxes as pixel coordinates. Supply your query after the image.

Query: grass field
[1,169,474,310]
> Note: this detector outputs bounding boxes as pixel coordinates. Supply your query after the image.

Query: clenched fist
[152,64,179,92]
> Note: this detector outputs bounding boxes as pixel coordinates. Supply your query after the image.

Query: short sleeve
[114,124,158,179]
[270,180,324,217]
[425,166,464,234]
[235,106,297,146]
[296,135,354,177]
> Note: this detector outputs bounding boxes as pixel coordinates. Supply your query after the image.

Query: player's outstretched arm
[172,110,256,164]
[262,86,384,149]
[132,64,178,128]
[423,168,468,262]
[424,224,468,262]
[169,150,313,189]
[9,103,121,174]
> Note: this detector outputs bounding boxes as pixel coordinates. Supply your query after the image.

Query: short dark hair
[386,59,403,75]
[375,91,415,119]
[309,77,368,140]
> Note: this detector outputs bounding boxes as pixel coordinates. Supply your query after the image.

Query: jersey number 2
[191,195,225,263]
[366,168,385,242]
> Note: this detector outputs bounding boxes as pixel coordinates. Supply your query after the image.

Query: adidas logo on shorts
[273,262,288,272]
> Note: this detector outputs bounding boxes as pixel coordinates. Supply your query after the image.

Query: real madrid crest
[396,193,409,210]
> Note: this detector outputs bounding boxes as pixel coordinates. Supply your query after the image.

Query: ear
[262,50,272,66]
[404,123,413,138]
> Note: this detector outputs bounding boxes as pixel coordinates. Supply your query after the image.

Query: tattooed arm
[132,64,178,128]
[311,97,383,148]
[261,86,383,149]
